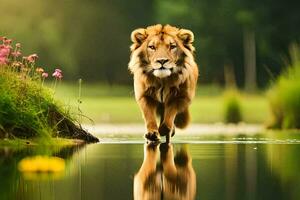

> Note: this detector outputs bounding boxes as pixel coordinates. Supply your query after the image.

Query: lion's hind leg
[174,108,190,129]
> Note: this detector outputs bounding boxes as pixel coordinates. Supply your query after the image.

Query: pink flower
[42,72,48,78]
[52,68,63,79]
[3,39,12,45]
[0,46,10,57]
[27,54,38,63]
[0,45,10,65]
[54,68,62,73]
[11,51,21,58]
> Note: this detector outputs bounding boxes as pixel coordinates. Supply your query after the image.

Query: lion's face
[145,34,180,78]
[129,24,195,79]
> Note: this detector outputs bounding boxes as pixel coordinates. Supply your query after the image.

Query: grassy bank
[0,138,84,149]
[53,83,269,124]
[0,37,98,143]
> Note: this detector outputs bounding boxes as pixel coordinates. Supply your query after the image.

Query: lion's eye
[148,45,156,50]
[170,44,177,50]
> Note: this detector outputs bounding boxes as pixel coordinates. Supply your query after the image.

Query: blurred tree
[154,0,244,85]
[236,10,257,91]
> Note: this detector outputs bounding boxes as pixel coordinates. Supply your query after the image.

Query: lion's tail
[174,109,190,129]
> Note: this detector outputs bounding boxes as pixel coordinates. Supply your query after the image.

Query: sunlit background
[1,0,299,87]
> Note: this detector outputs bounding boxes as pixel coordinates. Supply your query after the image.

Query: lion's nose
[156,59,169,65]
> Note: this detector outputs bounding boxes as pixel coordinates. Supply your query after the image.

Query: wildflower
[36,67,44,73]
[42,72,48,78]
[11,50,21,58]
[0,46,9,65]
[0,46,10,57]
[52,68,63,79]
[55,68,62,73]
[3,38,12,45]
[27,53,38,63]
[15,43,21,48]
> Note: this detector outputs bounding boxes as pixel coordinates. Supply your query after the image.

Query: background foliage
[1,0,300,88]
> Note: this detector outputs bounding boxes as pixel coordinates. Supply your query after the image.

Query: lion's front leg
[159,105,177,143]
[159,97,190,142]
[137,96,160,141]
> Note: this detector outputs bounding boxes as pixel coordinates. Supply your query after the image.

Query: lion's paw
[159,123,174,137]
[144,131,160,142]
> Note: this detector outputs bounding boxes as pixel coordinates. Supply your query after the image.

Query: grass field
[52,82,269,124]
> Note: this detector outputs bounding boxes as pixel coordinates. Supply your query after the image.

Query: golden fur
[128,24,198,141]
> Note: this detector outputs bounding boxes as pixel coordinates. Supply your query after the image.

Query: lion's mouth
[153,67,172,78]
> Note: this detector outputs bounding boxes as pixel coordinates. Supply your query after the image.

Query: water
[1,132,300,200]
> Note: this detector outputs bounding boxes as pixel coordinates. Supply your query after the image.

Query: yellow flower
[18,156,65,173]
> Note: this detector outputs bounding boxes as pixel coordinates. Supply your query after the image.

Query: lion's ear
[178,29,194,44]
[131,28,147,45]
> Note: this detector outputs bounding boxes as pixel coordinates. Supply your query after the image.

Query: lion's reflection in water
[134,143,196,200]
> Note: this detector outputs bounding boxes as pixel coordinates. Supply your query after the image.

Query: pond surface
[1,131,300,200]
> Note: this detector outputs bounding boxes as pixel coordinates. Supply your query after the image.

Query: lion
[128,24,198,142]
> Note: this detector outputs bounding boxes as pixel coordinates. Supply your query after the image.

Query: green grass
[53,83,269,124]
[0,37,98,144]
[0,138,83,149]
[0,69,58,138]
